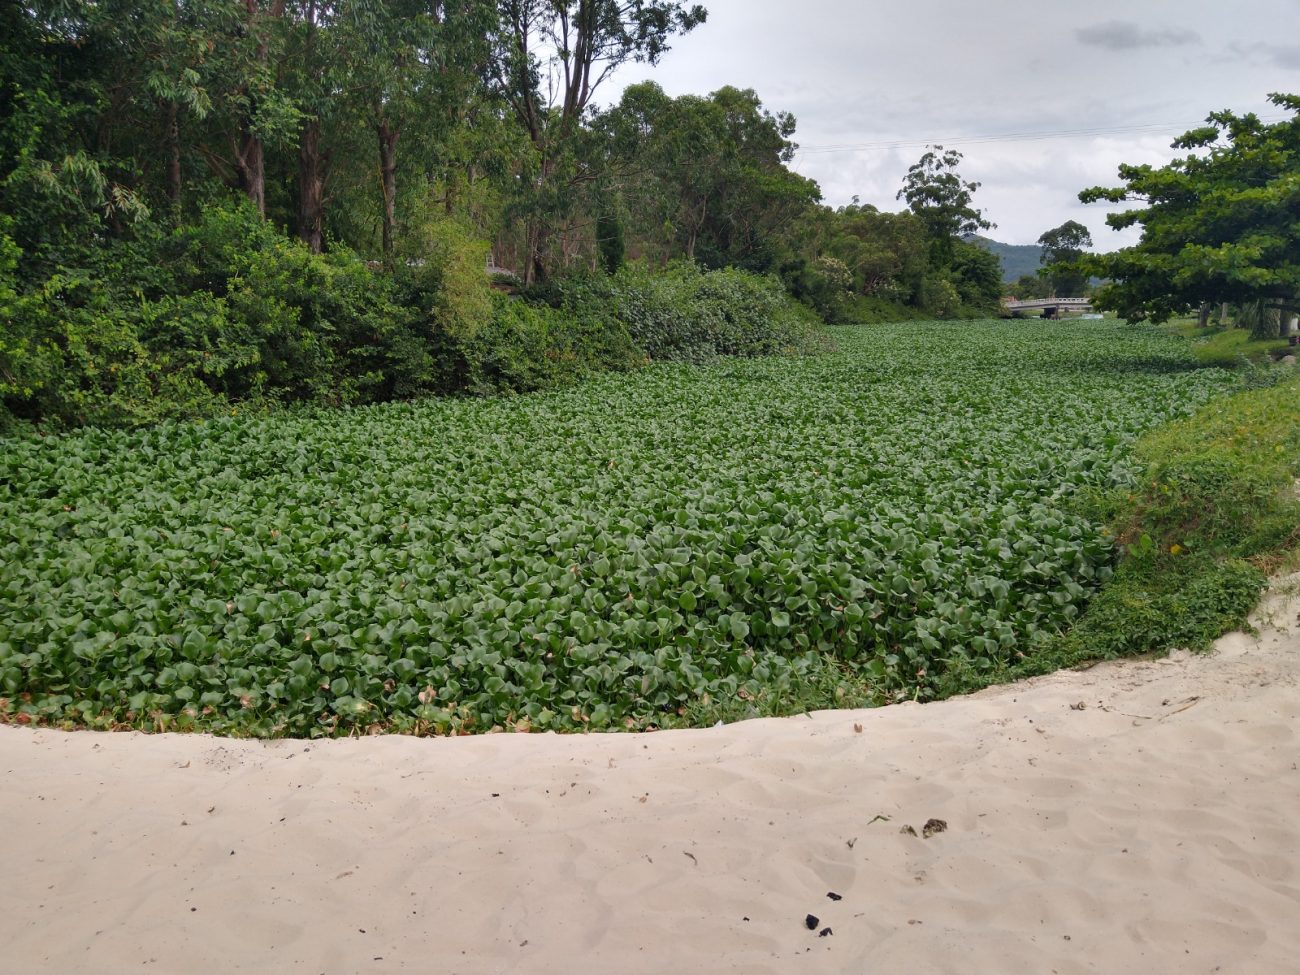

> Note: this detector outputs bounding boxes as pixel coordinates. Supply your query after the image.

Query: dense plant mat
[0,321,1234,735]
[995,367,1300,685]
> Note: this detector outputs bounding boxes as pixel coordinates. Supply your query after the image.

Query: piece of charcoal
[819,927,833,938]
[805,914,819,930]
[826,892,842,901]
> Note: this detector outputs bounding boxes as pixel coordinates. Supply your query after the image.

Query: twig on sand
[1098,705,1154,720]
[1160,696,1202,718]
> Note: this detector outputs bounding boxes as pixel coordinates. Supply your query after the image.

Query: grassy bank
[1160,319,1293,368]
[986,367,1300,686]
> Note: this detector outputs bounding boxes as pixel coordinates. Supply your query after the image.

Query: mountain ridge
[965,235,1042,283]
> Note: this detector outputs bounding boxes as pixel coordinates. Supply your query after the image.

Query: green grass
[0,320,1239,736]
[1160,319,1292,368]
[963,367,1300,689]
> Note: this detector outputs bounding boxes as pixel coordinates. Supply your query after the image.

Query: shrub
[396,216,495,342]
[459,294,643,394]
[560,263,827,362]
[0,202,430,427]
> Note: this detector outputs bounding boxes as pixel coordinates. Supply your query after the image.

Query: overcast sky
[601,0,1300,251]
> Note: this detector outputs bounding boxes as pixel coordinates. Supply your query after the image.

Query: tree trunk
[235,126,266,214]
[526,156,555,283]
[377,117,399,264]
[298,117,325,253]
[1198,304,1210,329]
[527,220,548,285]
[233,0,285,217]
[165,101,182,208]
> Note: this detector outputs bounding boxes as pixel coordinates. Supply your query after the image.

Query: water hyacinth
[0,320,1233,735]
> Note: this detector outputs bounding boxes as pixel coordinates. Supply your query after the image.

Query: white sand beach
[3,574,1298,975]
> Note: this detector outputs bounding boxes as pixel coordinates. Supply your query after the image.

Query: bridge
[1003,296,1094,317]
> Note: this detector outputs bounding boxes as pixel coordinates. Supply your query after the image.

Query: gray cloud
[1226,41,1300,69]
[1075,20,1202,51]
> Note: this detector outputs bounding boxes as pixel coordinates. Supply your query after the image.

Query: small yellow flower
[1170,544,1183,555]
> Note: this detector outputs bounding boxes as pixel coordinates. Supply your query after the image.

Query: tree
[897,145,992,265]
[948,239,1002,311]
[490,0,706,281]
[596,82,818,270]
[1075,93,1300,332]
[1011,273,1051,300]
[824,204,927,300]
[1037,220,1092,296]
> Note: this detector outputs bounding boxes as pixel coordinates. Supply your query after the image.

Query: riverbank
[3,572,1297,975]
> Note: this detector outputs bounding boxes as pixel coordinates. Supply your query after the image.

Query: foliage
[0,321,1234,735]
[1037,220,1093,296]
[1186,326,1291,368]
[897,146,992,264]
[1010,272,1051,300]
[489,1,707,281]
[457,293,644,394]
[2,1,1003,354]
[997,368,1300,682]
[946,240,1003,313]
[397,215,496,342]
[560,263,827,361]
[1077,93,1300,329]
[597,82,820,271]
[0,203,425,427]
[596,209,626,275]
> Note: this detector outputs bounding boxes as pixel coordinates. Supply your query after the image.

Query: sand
[2,575,1298,975]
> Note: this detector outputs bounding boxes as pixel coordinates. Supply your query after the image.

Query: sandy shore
[3,575,1298,975]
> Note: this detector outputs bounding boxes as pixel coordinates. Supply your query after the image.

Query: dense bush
[560,263,828,363]
[1,204,425,429]
[457,295,644,394]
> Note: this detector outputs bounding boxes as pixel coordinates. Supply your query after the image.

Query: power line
[792,116,1290,155]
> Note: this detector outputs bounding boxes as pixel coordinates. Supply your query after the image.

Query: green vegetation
[994,368,1300,685]
[1037,220,1093,297]
[0,321,1236,736]
[0,201,820,431]
[1183,329,1292,369]
[1077,93,1300,334]
[1,2,1010,433]
[3,7,1296,742]
[1157,319,1292,369]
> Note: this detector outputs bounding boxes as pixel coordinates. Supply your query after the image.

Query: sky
[600,0,1300,251]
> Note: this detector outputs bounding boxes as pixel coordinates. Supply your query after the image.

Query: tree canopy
[897,145,992,264]
[1037,220,1092,296]
[1076,93,1300,325]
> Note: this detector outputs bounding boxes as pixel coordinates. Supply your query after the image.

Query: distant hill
[965,235,1042,283]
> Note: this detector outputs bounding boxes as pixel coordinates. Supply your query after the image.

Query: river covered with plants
[0,320,1234,735]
